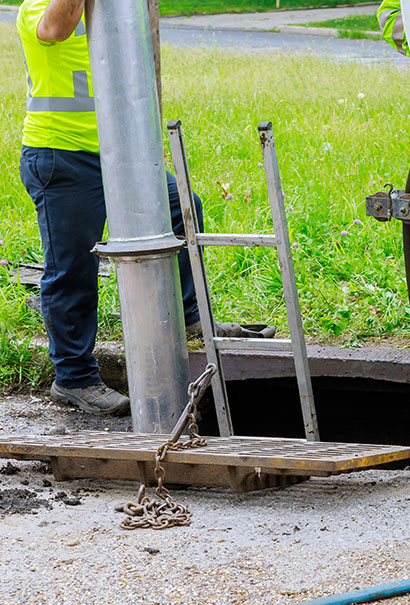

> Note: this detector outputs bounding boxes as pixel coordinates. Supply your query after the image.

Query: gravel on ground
[0,392,409,603]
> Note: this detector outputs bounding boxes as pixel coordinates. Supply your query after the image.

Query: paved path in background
[160,23,407,64]
[164,3,379,30]
[0,5,16,22]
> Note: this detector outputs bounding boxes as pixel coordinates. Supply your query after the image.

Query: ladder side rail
[167,120,234,437]
[196,234,278,247]
[258,122,320,441]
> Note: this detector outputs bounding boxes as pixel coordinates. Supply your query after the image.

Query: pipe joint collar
[91,234,186,257]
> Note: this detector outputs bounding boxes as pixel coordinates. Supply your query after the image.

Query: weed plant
[1,23,410,387]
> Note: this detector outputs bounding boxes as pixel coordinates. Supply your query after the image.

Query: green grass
[159,0,373,15]
[2,22,410,388]
[303,15,381,40]
[305,14,381,38]
[305,15,380,40]
[0,0,378,13]
[307,15,379,31]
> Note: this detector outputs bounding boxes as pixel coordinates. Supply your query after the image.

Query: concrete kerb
[277,24,381,37]
[97,342,410,391]
[166,23,382,39]
[28,338,410,392]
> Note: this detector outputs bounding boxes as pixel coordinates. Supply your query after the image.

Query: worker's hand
[37,0,85,42]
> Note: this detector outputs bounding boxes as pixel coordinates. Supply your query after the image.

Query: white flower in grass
[323,142,331,152]
[357,92,365,99]
[337,98,345,104]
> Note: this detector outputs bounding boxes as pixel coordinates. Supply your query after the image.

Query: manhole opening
[198,377,410,449]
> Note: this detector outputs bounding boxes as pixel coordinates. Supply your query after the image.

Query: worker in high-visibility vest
[378,0,410,55]
[17,0,205,416]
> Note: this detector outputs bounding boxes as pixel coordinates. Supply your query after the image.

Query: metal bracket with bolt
[366,183,410,224]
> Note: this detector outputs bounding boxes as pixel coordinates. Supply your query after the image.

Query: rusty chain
[116,363,217,530]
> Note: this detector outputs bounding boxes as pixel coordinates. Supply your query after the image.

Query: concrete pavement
[160,23,403,64]
[163,3,379,32]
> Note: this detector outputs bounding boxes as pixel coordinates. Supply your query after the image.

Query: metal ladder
[168,120,319,441]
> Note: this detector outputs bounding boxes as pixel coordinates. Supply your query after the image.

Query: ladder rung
[214,337,292,352]
[196,233,277,248]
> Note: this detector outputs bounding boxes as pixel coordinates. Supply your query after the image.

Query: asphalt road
[160,24,408,65]
[0,9,15,22]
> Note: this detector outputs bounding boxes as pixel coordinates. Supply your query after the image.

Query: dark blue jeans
[20,146,203,388]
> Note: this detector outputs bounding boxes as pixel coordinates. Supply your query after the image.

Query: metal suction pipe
[85,0,190,433]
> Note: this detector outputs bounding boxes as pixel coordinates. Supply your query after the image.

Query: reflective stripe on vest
[27,70,95,112]
[379,8,398,31]
[378,7,407,55]
[75,20,86,36]
[392,12,406,54]
[20,20,94,113]
[18,35,34,97]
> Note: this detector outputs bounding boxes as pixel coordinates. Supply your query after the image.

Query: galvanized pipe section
[85,0,191,433]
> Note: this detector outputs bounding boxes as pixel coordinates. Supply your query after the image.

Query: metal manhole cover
[1,432,409,474]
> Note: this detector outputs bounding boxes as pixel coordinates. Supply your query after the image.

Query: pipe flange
[91,235,186,257]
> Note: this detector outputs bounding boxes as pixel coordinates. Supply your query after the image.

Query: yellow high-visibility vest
[17,0,98,153]
[378,0,410,57]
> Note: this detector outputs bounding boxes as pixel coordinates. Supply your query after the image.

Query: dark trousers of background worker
[20,146,203,389]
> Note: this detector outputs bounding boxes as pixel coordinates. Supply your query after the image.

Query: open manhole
[198,376,410,451]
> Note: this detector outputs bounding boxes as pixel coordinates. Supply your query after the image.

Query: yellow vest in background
[17,0,99,153]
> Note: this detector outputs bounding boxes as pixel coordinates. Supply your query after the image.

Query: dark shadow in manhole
[198,377,410,459]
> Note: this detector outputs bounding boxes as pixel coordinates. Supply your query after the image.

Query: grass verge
[160,0,375,15]
[305,14,381,39]
[0,0,379,14]
[1,23,410,388]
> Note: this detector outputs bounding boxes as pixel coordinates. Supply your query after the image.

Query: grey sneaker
[186,320,243,338]
[185,321,277,339]
[50,381,130,416]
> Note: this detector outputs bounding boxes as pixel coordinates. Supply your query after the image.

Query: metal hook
[384,183,394,198]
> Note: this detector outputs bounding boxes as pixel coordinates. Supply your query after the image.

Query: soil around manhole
[0,488,53,515]
[0,461,21,475]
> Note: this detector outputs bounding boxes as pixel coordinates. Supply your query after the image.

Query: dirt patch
[0,488,52,515]
[0,462,21,475]
[32,462,52,475]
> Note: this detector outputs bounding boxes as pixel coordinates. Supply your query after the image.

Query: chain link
[116,364,216,530]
